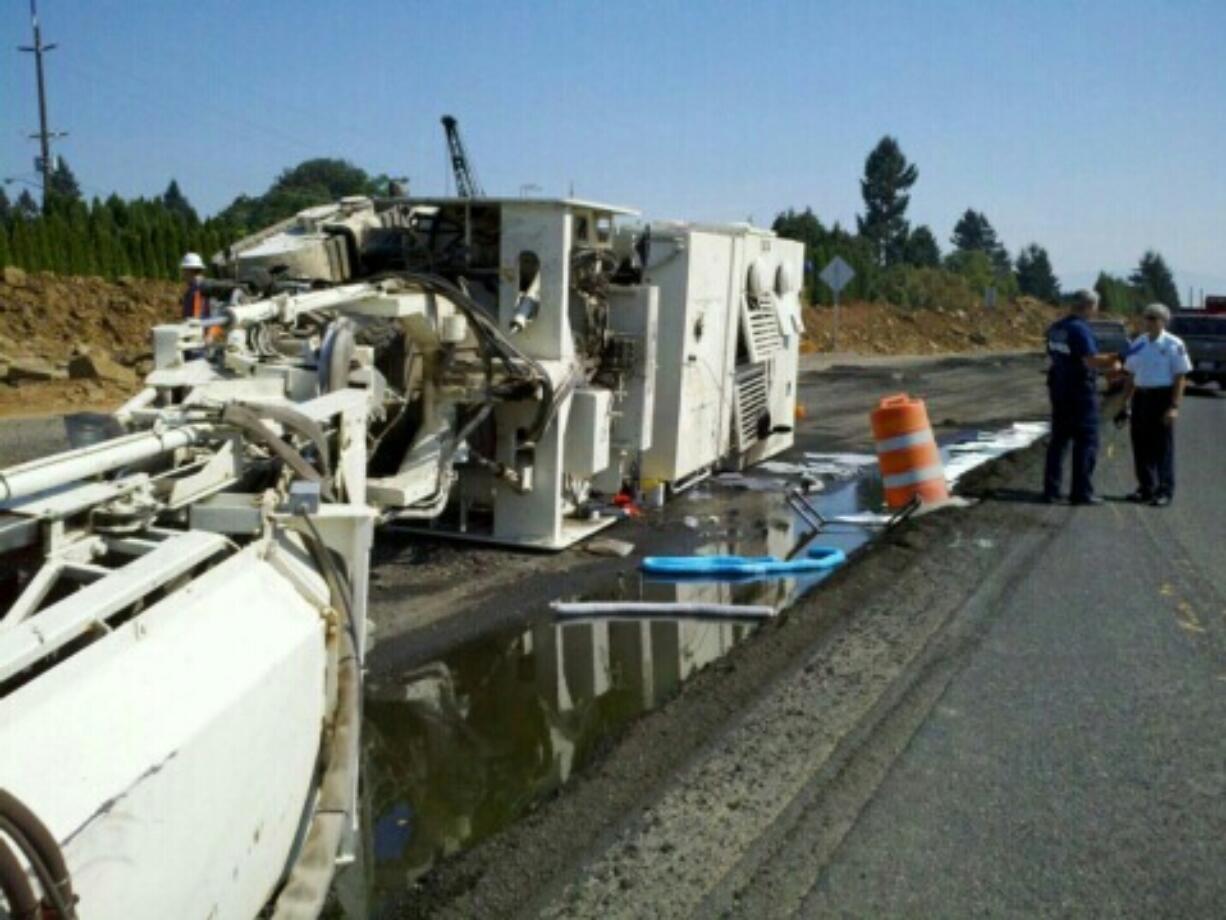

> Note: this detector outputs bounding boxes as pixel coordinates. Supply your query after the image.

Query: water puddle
[346,422,1047,913]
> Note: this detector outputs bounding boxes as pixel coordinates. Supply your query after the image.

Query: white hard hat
[180,252,205,271]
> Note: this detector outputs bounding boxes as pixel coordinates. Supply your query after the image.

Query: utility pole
[19,0,65,212]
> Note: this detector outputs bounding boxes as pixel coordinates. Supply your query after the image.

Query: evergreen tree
[903,225,941,268]
[0,188,11,225]
[15,190,40,221]
[46,158,83,214]
[105,193,130,228]
[28,219,51,271]
[162,179,198,224]
[856,136,918,267]
[139,233,160,280]
[1014,243,1060,303]
[46,212,71,273]
[69,206,94,274]
[122,227,145,277]
[772,207,827,254]
[950,208,1011,276]
[0,224,10,267]
[1128,250,1180,310]
[9,220,32,269]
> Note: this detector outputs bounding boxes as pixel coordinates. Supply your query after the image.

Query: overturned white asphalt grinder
[0,194,801,918]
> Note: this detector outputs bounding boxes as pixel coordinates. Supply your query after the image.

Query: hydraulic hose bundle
[268,513,362,920]
[372,271,558,445]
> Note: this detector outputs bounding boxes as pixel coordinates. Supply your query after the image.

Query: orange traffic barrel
[870,394,949,508]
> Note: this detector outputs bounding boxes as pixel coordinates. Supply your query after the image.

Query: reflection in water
[360,612,768,910]
[354,474,877,913]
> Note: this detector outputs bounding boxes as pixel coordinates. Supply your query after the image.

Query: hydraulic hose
[0,790,76,919]
[269,517,361,920]
[370,271,558,444]
[220,405,335,502]
[0,835,39,920]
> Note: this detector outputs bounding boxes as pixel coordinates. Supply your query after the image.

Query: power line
[18,0,67,211]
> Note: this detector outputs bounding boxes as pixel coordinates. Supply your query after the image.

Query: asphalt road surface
[9,354,1222,918]
[742,388,1226,917]
[415,386,1225,919]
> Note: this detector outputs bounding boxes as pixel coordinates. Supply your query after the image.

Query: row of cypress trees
[0,175,234,281]
[0,157,390,282]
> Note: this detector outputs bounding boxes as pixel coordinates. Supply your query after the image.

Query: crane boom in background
[441,114,483,199]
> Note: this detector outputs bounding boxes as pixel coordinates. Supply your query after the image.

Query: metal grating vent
[742,293,784,363]
[732,363,769,452]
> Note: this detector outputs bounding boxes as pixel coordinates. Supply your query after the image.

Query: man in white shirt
[1114,303,1191,506]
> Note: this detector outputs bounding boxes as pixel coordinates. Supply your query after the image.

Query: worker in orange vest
[180,252,224,347]
[180,252,208,320]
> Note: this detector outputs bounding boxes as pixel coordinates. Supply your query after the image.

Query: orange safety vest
[182,284,223,343]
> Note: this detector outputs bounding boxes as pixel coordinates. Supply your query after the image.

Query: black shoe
[1125,490,1152,503]
[1041,493,1061,504]
[1150,495,1172,507]
[1070,496,1104,506]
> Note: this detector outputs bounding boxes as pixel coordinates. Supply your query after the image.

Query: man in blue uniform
[1113,303,1191,507]
[1043,289,1121,504]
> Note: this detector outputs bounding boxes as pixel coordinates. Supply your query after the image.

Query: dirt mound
[0,270,1061,418]
[0,270,179,416]
[801,297,1058,355]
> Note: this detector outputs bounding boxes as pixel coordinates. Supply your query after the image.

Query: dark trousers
[1044,402,1099,501]
[1130,387,1175,498]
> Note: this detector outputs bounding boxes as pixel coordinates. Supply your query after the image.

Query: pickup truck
[1170,312,1226,388]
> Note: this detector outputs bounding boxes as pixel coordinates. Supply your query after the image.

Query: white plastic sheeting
[942,422,1049,487]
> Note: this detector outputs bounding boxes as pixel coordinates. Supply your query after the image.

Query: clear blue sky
[3,0,1224,295]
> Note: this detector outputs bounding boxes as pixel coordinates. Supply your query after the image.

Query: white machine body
[149,195,802,548]
[0,191,802,920]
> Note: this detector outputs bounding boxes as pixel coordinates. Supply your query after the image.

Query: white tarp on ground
[718,452,877,490]
[942,422,1049,487]
[829,422,1048,526]
[801,453,878,479]
[715,424,1047,508]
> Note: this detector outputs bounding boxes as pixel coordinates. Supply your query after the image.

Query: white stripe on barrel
[882,464,947,489]
[874,430,936,454]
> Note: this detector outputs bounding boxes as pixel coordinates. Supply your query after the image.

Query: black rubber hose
[367,270,558,442]
[0,834,39,920]
[0,790,75,918]
[220,404,336,502]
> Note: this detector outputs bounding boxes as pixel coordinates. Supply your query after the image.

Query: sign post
[819,256,855,351]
